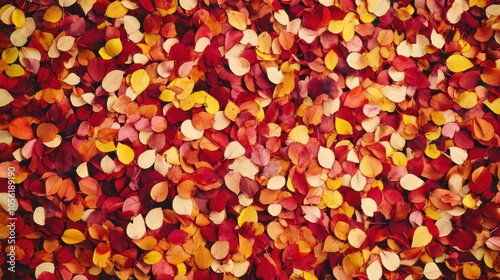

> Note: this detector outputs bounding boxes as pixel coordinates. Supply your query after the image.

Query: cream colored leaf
[380,250,400,272]
[181,120,204,140]
[179,0,197,10]
[228,57,250,76]
[33,206,46,226]
[126,214,146,240]
[266,66,284,84]
[0,89,14,107]
[138,149,156,169]
[318,146,335,169]
[102,70,124,93]
[211,240,230,260]
[367,260,383,280]
[229,157,259,179]
[145,207,164,230]
[400,173,424,191]
[173,195,193,215]
[346,52,369,70]
[268,175,286,190]
[424,262,442,280]
[224,141,246,159]
[361,197,377,217]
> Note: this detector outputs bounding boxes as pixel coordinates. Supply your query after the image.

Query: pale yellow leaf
[227,10,247,31]
[411,226,433,248]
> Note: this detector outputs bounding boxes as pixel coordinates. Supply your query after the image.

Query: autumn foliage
[1,0,500,279]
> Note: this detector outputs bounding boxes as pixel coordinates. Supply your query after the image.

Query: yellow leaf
[12,8,25,28]
[446,54,474,72]
[43,6,63,23]
[239,234,252,258]
[95,139,116,153]
[224,100,240,121]
[342,252,363,276]
[227,10,247,31]
[170,77,194,100]
[335,117,353,135]
[62,228,86,244]
[105,1,128,18]
[359,155,382,178]
[5,64,24,77]
[237,206,258,227]
[484,98,500,114]
[328,20,343,34]
[455,91,477,109]
[130,69,150,94]
[159,89,175,102]
[323,189,343,209]
[288,125,310,144]
[194,246,213,269]
[93,243,111,267]
[342,23,355,42]
[143,251,163,265]
[411,226,433,248]
[205,94,219,114]
[105,38,123,58]
[2,47,18,64]
[117,142,135,164]
[325,50,338,71]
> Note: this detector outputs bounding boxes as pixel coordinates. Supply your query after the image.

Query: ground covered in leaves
[1,0,500,279]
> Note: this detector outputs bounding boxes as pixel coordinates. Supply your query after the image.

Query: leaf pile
[1,0,500,279]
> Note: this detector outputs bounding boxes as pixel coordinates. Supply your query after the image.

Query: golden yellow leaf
[323,189,343,209]
[359,155,382,178]
[143,251,163,265]
[455,91,477,109]
[446,54,474,72]
[239,234,252,258]
[237,206,258,227]
[62,228,86,244]
[116,142,135,164]
[130,69,150,94]
[2,47,18,64]
[105,1,128,18]
[224,101,240,121]
[5,64,24,77]
[205,94,219,114]
[194,246,213,269]
[93,243,111,267]
[325,50,338,71]
[43,6,63,23]
[335,117,353,135]
[484,98,500,114]
[105,38,123,57]
[12,8,25,28]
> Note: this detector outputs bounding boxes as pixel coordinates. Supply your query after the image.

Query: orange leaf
[36,123,59,142]
[9,117,34,140]
[194,246,213,269]
[481,67,500,86]
[472,117,494,141]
